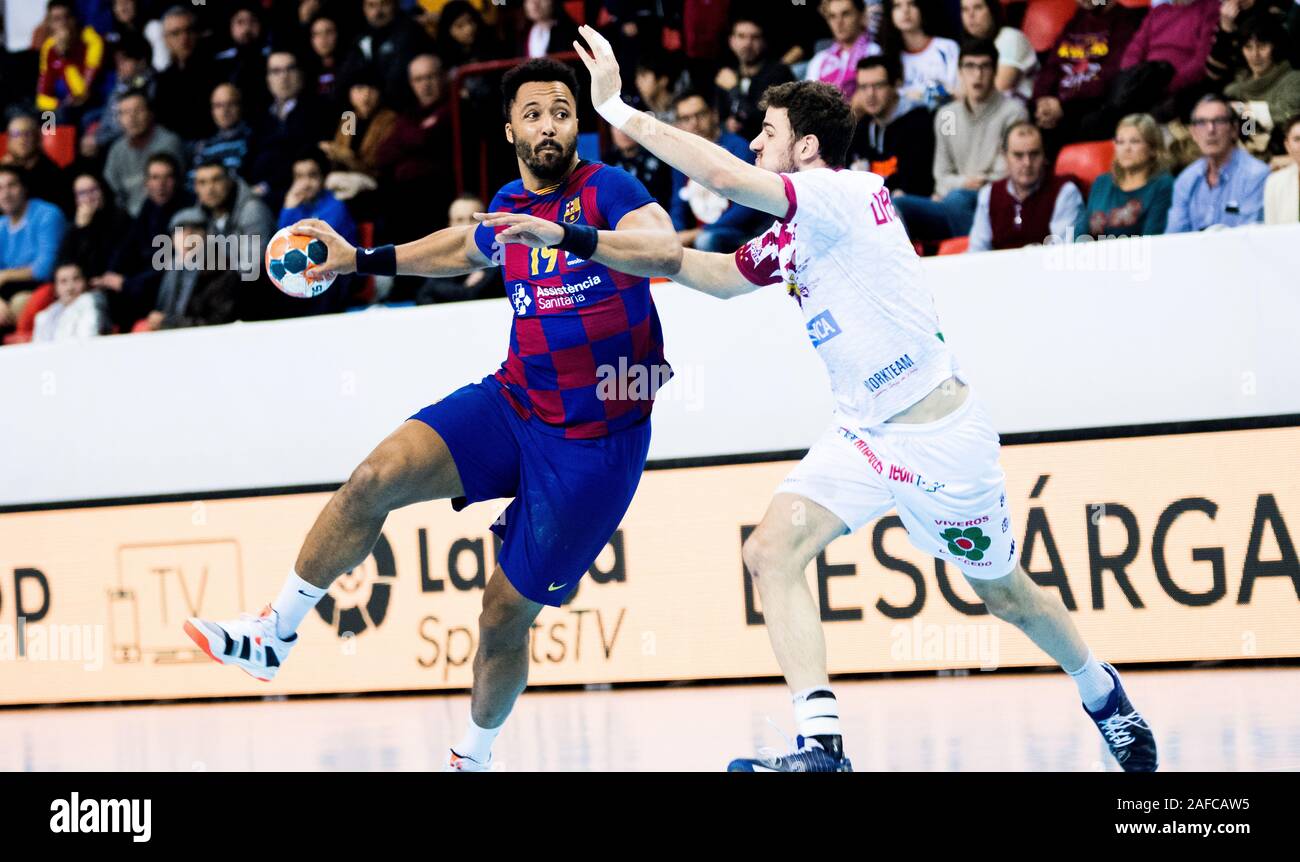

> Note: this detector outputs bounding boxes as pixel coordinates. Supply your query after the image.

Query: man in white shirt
[485,27,1159,774]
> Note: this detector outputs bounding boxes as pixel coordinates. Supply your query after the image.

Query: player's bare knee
[341,457,403,514]
[742,530,797,581]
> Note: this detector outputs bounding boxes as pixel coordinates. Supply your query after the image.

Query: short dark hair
[759,80,856,169]
[1191,92,1239,124]
[959,37,1000,68]
[959,0,1004,38]
[1282,112,1300,139]
[193,156,230,175]
[1001,119,1041,152]
[146,151,181,176]
[54,260,84,278]
[501,58,580,121]
[672,88,711,112]
[292,145,330,177]
[826,0,866,11]
[0,164,27,190]
[116,31,152,63]
[857,54,902,85]
[47,0,76,16]
[635,49,677,83]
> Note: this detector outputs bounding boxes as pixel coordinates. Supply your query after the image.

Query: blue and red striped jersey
[474,161,671,439]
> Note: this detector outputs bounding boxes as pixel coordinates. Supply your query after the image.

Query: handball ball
[265,226,334,298]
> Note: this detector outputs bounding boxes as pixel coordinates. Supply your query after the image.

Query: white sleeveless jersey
[734,168,958,428]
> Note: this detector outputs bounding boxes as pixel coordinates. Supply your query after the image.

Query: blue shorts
[411,377,652,606]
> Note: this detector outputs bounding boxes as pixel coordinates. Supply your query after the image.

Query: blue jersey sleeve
[592,164,656,228]
[473,192,508,263]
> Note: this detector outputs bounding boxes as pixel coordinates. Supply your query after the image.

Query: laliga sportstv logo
[512,284,531,315]
[315,533,396,638]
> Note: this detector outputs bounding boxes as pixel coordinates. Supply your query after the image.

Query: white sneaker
[184,605,297,682]
[444,749,495,772]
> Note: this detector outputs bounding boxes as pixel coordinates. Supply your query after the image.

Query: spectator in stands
[1075,113,1174,239]
[806,0,881,101]
[1,113,72,215]
[1033,0,1145,157]
[0,166,68,329]
[847,55,936,198]
[193,159,276,265]
[416,194,505,303]
[153,5,218,142]
[279,148,357,315]
[715,17,795,141]
[517,0,580,59]
[1118,0,1219,121]
[634,52,679,122]
[58,173,132,279]
[94,152,187,331]
[320,67,398,210]
[880,0,960,109]
[1265,113,1300,222]
[433,1,501,106]
[376,54,455,240]
[1167,93,1271,232]
[247,51,334,209]
[88,31,154,157]
[304,13,344,102]
[894,39,1026,241]
[280,148,356,242]
[1205,0,1300,87]
[1224,19,1300,158]
[969,122,1083,251]
[603,120,674,209]
[343,0,436,105]
[102,89,186,216]
[36,0,105,123]
[214,3,270,119]
[600,0,665,77]
[141,208,239,330]
[192,84,254,179]
[33,261,107,341]
[668,91,766,252]
[958,0,1037,100]
[104,0,147,56]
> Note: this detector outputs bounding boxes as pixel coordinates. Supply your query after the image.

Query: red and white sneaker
[183,605,298,682]
[444,749,495,772]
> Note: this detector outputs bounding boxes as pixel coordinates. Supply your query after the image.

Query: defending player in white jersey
[480,26,1157,772]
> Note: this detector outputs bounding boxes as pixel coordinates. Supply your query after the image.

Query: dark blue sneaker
[728,735,853,772]
[1085,662,1157,772]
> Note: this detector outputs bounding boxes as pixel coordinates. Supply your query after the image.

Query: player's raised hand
[573,24,622,107]
[475,212,565,249]
[292,218,357,277]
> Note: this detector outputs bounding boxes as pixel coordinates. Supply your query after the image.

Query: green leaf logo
[940,526,992,561]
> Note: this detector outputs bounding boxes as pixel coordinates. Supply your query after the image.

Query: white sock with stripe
[270,569,325,640]
[793,686,843,746]
[1066,651,1116,712]
[454,716,501,763]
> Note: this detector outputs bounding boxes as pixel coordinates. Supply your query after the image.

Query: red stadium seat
[2,282,54,344]
[563,1,585,25]
[938,236,970,255]
[1021,0,1077,53]
[1055,140,1115,198]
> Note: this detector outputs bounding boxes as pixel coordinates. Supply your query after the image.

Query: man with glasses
[847,54,935,198]
[669,91,767,252]
[248,51,333,209]
[0,114,71,214]
[893,38,1027,242]
[1166,93,1270,232]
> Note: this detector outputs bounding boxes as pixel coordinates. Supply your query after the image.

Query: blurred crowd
[1,0,1299,345]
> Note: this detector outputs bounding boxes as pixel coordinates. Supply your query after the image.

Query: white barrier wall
[3,224,1299,507]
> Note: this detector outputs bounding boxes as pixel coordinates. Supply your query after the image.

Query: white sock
[1066,651,1115,712]
[454,716,501,763]
[793,686,842,742]
[270,569,326,640]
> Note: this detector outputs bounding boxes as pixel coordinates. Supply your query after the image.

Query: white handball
[265,225,335,298]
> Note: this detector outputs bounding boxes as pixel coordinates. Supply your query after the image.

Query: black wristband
[556,223,599,260]
[355,244,397,276]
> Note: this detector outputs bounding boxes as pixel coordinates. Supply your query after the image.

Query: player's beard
[518,136,576,182]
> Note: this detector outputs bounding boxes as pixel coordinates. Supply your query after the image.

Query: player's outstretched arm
[295,220,491,280]
[573,25,789,220]
[672,248,761,300]
[475,202,682,278]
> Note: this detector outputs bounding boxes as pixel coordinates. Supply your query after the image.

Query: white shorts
[779,389,1020,580]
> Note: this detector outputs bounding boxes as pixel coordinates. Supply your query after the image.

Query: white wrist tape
[595,95,636,130]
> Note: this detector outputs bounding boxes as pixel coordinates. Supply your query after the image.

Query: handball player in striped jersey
[484,26,1156,773]
[183,58,682,771]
